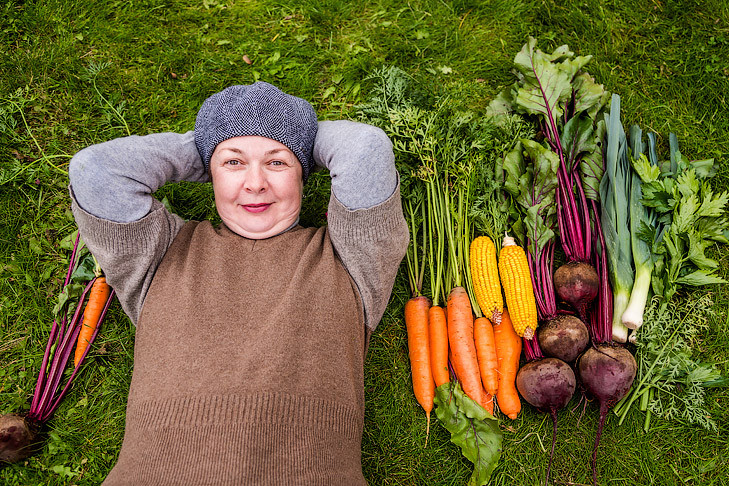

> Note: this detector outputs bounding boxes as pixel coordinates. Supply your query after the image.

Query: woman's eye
[269,160,285,166]
[225,159,240,166]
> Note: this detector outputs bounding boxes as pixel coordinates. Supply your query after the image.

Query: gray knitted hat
[194,82,318,179]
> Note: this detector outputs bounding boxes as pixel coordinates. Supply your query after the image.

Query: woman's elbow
[68,146,96,189]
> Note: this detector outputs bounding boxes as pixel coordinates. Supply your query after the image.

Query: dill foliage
[617,294,728,432]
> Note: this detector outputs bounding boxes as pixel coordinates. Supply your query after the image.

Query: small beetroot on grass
[1,232,115,463]
[0,414,40,463]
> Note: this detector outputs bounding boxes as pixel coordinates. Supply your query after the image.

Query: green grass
[2,0,728,484]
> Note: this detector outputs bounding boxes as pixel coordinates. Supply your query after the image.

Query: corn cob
[498,234,538,339]
[469,236,503,324]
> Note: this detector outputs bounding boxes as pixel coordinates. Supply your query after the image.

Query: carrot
[474,316,499,396]
[404,295,435,443]
[74,276,111,367]
[428,305,449,387]
[493,308,522,419]
[447,286,488,410]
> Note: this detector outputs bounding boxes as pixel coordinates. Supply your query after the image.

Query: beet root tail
[591,403,609,486]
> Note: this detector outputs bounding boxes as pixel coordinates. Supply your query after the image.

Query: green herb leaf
[572,72,607,117]
[71,253,96,282]
[503,139,560,256]
[53,283,84,318]
[689,158,716,179]
[675,270,727,286]
[560,115,594,171]
[434,382,502,486]
[618,297,725,432]
[632,153,661,183]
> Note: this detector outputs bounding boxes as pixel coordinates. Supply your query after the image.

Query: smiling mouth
[242,203,272,213]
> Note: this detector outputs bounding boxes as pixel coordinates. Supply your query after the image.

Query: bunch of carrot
[401,135,525,440]
[404,239,525,435]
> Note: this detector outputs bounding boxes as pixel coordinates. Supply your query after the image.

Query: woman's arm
[68,131,207,325]
[314,120,410,333]
[70,131,208,222]
[313,120,398,209]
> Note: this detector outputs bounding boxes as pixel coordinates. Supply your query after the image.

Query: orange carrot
[404,295,435,442]
[447,286,488,410]
[428,305,449,387]
[74,276,111,367]
[474,316,499,396]
[493,308,522,419]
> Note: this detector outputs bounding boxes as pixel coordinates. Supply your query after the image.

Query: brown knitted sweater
[71,188,408,485]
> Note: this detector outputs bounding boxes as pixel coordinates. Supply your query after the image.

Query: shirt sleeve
[68,131,207,325]
[313,120,399,209]
[317,121,410,332]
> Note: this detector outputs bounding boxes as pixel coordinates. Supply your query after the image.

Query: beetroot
[516,358,576,486]
[578,344,637,486]
[537,315,589,363]
[0,414,40,463]
[518,340,577,486]
[554,261,599,322]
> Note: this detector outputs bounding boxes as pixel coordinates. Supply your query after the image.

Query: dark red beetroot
[517,340,577,486]
[537,314,589,363]
[578,344,637,486]
[554,261,599,323]
[0,414,40,463]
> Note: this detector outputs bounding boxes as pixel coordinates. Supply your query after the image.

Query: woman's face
[210,136,303,239]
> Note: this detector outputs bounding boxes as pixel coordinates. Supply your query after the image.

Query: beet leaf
[434,382,502,486]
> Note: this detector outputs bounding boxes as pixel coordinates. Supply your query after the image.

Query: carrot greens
[614,295,728,432]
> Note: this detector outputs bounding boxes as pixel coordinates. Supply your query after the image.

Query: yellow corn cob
[498,234,538,339]
[469,236,503,324]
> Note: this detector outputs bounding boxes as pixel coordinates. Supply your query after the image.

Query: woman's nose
[244,166,267,192]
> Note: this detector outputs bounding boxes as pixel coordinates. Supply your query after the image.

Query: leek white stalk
[612,287,631,342]
[621,127,657,332]
[622,264,652,330]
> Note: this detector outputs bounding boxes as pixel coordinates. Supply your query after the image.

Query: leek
[599,94,632,343]
[621,126,657,331]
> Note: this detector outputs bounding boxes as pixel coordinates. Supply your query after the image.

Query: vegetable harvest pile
[358,38,729,486]
[1,232,115,464]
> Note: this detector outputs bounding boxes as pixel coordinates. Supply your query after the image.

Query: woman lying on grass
[68,81,409,485]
